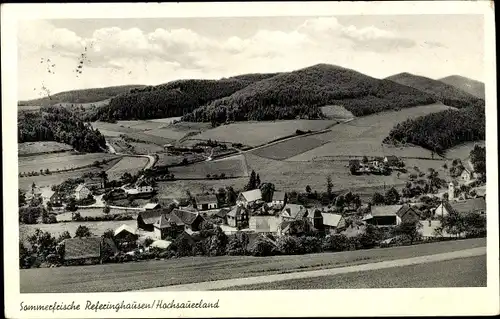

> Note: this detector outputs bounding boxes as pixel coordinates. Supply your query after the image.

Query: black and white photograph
[3,1,499,318]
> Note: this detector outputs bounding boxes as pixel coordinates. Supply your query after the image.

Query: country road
[106,141,156,170]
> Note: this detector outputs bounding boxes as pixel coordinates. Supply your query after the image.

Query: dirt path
[137,247,485,291]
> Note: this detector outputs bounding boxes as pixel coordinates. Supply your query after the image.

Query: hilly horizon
[438,75,485,99]
[386,72,484,109]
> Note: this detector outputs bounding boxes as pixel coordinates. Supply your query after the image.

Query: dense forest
[90,75,279,122]
[383,105,485,154]
[182,64,437,123]
[18,85,145,107]
[386,73,485,109]
[18,106,106,152]
[439,75,485,100]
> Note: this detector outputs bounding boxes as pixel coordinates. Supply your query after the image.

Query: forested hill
[18,106,106,152]
[182,64,437,123]
[439,75,485,99]
[90,75,279,122]
[18,85,146,107]
[386,73,484,108]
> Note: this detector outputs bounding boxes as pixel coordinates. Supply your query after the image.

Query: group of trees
[436,211,486,238]
[384,106,485,155]
[371,187,401,205]
[18,106,106,152]
[470,145,486,182]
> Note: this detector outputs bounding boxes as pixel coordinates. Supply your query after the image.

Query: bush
[322,234,350,252]
[250,238,277,257]
[298,236,322,254]
[276,236,301,255]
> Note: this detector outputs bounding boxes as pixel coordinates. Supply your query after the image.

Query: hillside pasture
[91,121,140,134]
[18,152,119,175]
[155,154,185,167]
[106,156,149,181]
[56,208,140,222]
[185,120,337,147]
[320,105,355,119]
[169,155,249,179]
[18,141,73,156]
[287,103,451,161]
[157,178,248,199]
[251,135,328,160]
[142,128,190,141]
[148,116,182,124]
[122,132,175,145]
[445,141,485,160]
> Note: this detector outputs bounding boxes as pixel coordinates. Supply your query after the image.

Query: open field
[19,238,485,293]
[19,152,119,175]
[287,103,452,161]
[18,158,121,190]
[320,105,355,119]
[19,219,138,242]
[106,156,149,180]
[56,208,140,222]
[122,132,174,145]
[157,178,248,199]
[126,141,165,154]
[142,128,190,141]
[91,121,139,134]
[169,155,249,179]
[186,120,337,147]
[251,135,328,160]
[223,255,486,290]
[445,141,485,160]
[18,142,73,156]
[148,116,182,124]
[155,154,185,166]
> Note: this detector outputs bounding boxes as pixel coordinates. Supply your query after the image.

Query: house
[125,180,154,196]
[280,204,308,221]
[63,237,116,264]
[74,184,91,201]
[249,215,281,234]
[149,239,172,249]
[143,202,160,211]
[226,206,249,228]
[154,213,185,240]
[268,191,286,208]
[169,209,205,232]
[237,189,262,207]
[460,167,473,182]
[114,224,138,242]
[214,208,230,224]
[363,204,421,227]
[85,177,103,189]
[277,220,293,236]
[384,155,400,166]
[448,181,460,200]
[49,192,64,207]
[137,209,164,231]
[434,197,486,218]
[194,194,218,211]
[321,213,345,234]
[307,209,324,230]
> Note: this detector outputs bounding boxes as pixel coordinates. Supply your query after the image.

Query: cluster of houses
[349,155,402,174]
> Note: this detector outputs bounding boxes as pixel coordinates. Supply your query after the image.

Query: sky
[17,15,484,100]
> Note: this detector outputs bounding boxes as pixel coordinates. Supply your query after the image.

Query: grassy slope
[19,238,485,293]
[439,75,485,99]
[18,85,145,106]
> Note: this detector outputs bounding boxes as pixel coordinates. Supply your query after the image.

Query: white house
[321,212,345,234]
[125,180,154,195]
[194,194,218,211]
[143,202,160,211]
[249,215,281,235]
[268,191,286,208]
[460,168,473,182]
[434,197,486,218]
[237,189,262,207]
[74,184,91,200]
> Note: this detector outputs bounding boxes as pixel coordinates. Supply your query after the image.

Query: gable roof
[250,215,281,233]
[395,204,421,218]
[384,155,399,161]
[174,231,196,245]
[102,237,118,255]
[281,204,308,219]
[138,209,163,225]
[215,208,230,218]
[321,213,343,227]
[370,205,403,217]
[75,184,87,192]
[156,213,184,229]
[279,220,293,232]
[271,191,286,202]
[114,224,137,236]
[171,209,204,226]
[240,189,262,202]
[227,206,248,218]
[144,202,160,210]
[195,194,218,204]
[64,237,101,260]
[448,197,486,214]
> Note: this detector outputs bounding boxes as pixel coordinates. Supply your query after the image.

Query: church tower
[448,181,456,201]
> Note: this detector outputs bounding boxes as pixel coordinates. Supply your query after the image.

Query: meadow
[320,105,355,119]
[250,135,328,160]
[56,208,140,222]
[169,155,249,179]
[445,141,486,160]
[157,178,248,199]
[186,120,338,147]
[18,142,73,156]
[106,156,149,181]
[18,152,119,175]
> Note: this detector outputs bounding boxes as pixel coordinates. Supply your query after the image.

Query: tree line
[18,106,106,152]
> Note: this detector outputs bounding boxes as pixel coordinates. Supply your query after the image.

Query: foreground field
[169,155,249,179]
[157,178,248,199]
[223,255,486,290]
[186,120,338,147]
[19,238,485,293]
[106,156,149,181]
[18,142,73,156]
[445,141,486,160]
[18,152,119,175]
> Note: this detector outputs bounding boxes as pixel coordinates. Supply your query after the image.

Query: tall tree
[326,176,333,199]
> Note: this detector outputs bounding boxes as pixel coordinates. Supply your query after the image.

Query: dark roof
[175,231,195,245]
[279,220,293,231]
[227,206,248,218]
[64,237,101,261]
[448,198,486,214]
[139,209,164,225]
[215,208,230,218]
[103,238,118,255]
[281,204,308,219]
[396,204,421,218]
[385,155,399,160]
[195,194,218,204]
[370,205,403,217]
[156,213,184,229]
[171,209,204,226]
[271,191,286,202]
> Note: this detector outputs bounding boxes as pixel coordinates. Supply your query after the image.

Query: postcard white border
[3,1,499,318]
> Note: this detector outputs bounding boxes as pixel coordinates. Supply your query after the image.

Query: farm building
[384,155,400,166]
[63,237,117,265]
[307,209,324,230]
[74,184,91,201]
[213,208,230,224]
[154,213,185,240]
[125,180,154,196]
[137,209,163,231]
[321,212,345,234]
[237,189,262,207]
[150,239,172,249]
[248,215,281,235]
[363,204,421,227]
[194,194,218,211]
[114,224,138,241]
[280,204,308,221]
[434,197,486,218]
[448,181,460,200]
[268,191,286,208]
[49,192,64,207]
[85,177,103,189]
[143,202,160,210]
[169,209,205,232]
[226,206,249,228]
[277,220,293,236]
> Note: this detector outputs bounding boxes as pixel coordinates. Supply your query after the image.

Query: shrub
[276,236,301,255]
[299,236,322,254]
[250,238,277,257]
[322,234,350,252]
